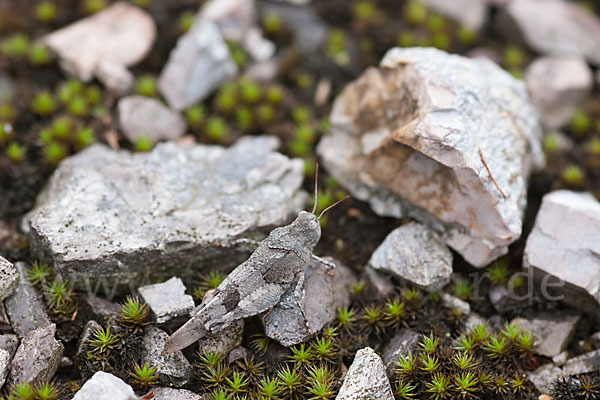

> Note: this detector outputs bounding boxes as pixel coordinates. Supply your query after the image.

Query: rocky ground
[1,0,600,399]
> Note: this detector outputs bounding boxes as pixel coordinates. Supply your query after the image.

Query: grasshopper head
[291,210,321,250]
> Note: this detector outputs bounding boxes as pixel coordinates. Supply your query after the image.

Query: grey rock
[528,363,564,394]
[504,0,600,65]
[59,356,73,368]
[158,19,237,110]
[511,313,580,357]
[72,371,137,400]
[562,349,600,376]
[590,331,600,348]
[364,266,395,299]
[489,285,520,314]
[464,312,488,331]
[543,131,574,153]
[422,0,487,30]
[5,262,51,338]
[7,324,64,386]
[553,351,569,366]
[466,46,501,64]
[317,47,543,267]
[40,2,156,81]
[22,137,306,290]
[381,329,420,373]
[368,222,452,292]
[0,334,19,358]
[525,56,593,130]
[118,96,187,143]
[441,293,471,315]
[139,277,195,329]
[227,346,248,364]
[258,1,328,53]
[198,320,243,356]
[95,61,134,96]
[86,296,121,324]
[142,326,193,387]
[336,347,394,400]
[0,349,10,389]
[523,190,600,316]
[0,256,18,301]
[149,387,205,400]
[263,257,355,347]
[199,0,274,61]
[75,320,101,367]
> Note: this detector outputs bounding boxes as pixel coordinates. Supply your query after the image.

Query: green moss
[240,78,262,104]
[1,33,30,59]
[67,95,89,117]
[227,40,247,68]
[118,296,150,327]
[398,31,417,47]
[51,115,75,139]
[178,11,195,33]
[503,45,525,69]
[85,86,103,106]
[28,44,52,66]
[6,142,26,162]
[266,86,283,104]
[426,13,447,33]
[570,109,592,135]
[326,29,350,66]
[0,103,16,122]
[130,362,159,387]
[31,91,58,116]
[134,136,154,152]
[43,141,68,164]
[405,0,428,25]
[235,106,254,131]
[561,164,585,186]
[75,127,96,149]
[205,116,229,141]
[256,104,275,125]
[83,0,108,14]
[36,1,57,23]
[214,82,238,113]
[186,104,206,127]
[432,32,450,50]
[57,79,84,104]
[132,0,150,7]
[262,12,282,35]
[456,26,476,44]
[134,75,158,97]
[542,133,560,154]
[585,138,600,156]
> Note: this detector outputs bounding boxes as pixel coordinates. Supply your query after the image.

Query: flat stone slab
[5,262,52,339]
[139,277,195,329]
[337,347,395,400]
[22,137,306,289]
[40,2,156,81]
[523,190,600,317]
[367,222,452,292]
[317,47,543,267]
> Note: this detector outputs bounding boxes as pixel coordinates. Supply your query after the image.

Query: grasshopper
[163,165,347,353]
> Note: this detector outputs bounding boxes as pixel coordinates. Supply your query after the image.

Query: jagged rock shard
[504,0,600,65]
[525,56,593,130]
[0,256,18,301]
[336,347,395,400]
[142,326,193,387]
[72,371,137,400]
[40,2,156,81]
[138,277,195,328]
[7,324,64,386]
[367,222,452,292]
[158,19,237,110]
[22,136,306,289]
[317,47,544,267]
[118,96,187,143]
[523,190,600,317]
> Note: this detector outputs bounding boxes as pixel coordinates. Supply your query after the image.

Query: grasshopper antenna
[311,162,319,214]
[318,195,350,220]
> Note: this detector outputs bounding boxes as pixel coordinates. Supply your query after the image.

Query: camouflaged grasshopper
[163,165,348,353]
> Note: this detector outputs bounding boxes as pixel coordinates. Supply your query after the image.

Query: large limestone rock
[367,222,452,292]
[40,2,156,81]
[525,56,593,130]
[523,190,600,317]
[158,19,237,110]
[504,0,600,65]
[22,137,306,289]
[317,47,543,267]
[336,347,394,400]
